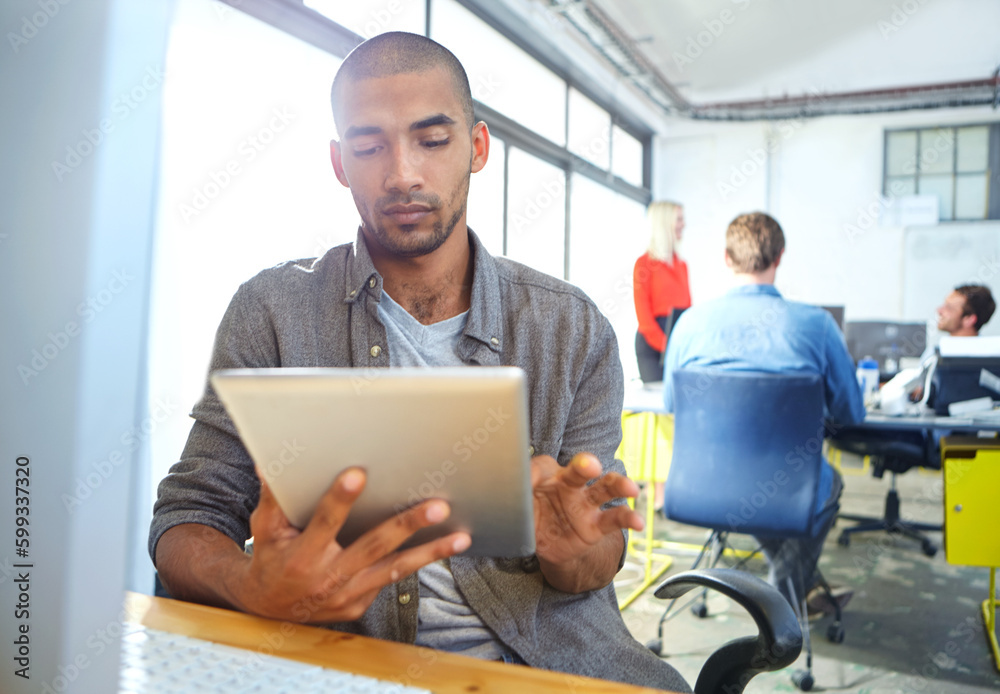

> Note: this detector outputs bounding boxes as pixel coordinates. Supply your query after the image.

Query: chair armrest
[654,568,802,694]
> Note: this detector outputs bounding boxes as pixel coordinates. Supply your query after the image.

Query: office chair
[826,426,940,557]
[656,369,845,692]
[654,568,802,694]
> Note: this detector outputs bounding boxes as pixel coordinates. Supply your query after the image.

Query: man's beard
[358,171,470,258]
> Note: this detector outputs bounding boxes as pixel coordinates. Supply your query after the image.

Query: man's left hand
[530,453,643,592]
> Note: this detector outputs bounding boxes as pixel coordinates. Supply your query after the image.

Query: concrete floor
[614,461,1000,694]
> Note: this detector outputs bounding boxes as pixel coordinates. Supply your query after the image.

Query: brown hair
[725,212,785,274]
[954,284,996,331]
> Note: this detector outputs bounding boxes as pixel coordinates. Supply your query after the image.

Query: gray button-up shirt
[149,229,690,692]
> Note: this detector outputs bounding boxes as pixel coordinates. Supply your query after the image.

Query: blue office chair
[654,369,844,692]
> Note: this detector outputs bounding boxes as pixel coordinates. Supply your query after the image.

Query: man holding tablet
[150,32,688,691]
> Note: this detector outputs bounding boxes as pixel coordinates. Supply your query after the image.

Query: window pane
[885,176,916,197]
[467,138,505,256]
[956,126,989,173]
[568,175,647,382]
[506,149,565,278]
[432,0,566,146]
[955,173,989,219]
[918,128,955,175]
[153,0,348,500]
[304,0,425,38]
[568,88,609,169]
[886,130,917,176]
[612,125,644,188]
[917,174,955,220]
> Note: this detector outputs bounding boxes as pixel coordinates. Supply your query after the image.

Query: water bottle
[856,357,879,406]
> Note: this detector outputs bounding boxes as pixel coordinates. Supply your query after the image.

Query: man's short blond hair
[725,212,785,274]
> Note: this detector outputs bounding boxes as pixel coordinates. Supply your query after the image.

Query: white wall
[653,105,1000,343]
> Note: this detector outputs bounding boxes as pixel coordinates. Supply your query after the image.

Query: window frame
[882,122,1000,222]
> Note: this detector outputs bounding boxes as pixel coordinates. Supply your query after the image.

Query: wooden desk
[123,592,675,693]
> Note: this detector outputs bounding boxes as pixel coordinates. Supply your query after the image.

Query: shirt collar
[727,283,782,299]
[342,226,504,354]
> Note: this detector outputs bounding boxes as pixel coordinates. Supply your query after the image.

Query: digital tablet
[210,367,535,557]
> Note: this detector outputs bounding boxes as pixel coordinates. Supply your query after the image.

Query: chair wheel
[645,638,663,656]
[921,540,937,558]
[827,623,845,643]
[791,669,815,691]
[837,533,850,547]
[690,603,709,618]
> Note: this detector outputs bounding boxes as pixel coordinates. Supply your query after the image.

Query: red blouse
[633,253,691,353]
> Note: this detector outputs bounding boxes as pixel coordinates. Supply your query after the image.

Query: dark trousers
[635,316,670,383]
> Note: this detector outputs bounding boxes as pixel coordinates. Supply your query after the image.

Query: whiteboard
[902,222,1000,337]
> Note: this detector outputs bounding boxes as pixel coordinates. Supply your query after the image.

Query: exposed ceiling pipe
[548,0,1000,121]
[691,76,1000,121]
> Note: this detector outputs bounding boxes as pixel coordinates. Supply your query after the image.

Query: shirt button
[348,289,357,298]
[398,593,411,605]
[369,277,377,288]
[370,345,382,358]
[528,445,535,456]
[490,337,500,346]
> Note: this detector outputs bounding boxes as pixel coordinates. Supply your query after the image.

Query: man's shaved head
[331,32,475,134]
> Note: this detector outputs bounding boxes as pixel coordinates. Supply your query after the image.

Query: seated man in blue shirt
[663,211,865,616]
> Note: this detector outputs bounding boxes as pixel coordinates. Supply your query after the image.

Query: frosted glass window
[467,138,506,257]
[955,174,988,219]
[151,0,350,499]
[885,176,916,197]
[304,0,425,38]
[956,126,989,173]
[612,125,644,187]
[506,149,565,278]
[568,88,609,169]
[918,128,954,175]
[568,175,647,382]
[886,130,917,176]
[918,174,954,220]
[432,0,566,146]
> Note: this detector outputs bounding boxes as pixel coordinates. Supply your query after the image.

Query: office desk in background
[123,592,672,694]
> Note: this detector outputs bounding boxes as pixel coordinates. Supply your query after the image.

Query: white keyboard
[119,622,432,693]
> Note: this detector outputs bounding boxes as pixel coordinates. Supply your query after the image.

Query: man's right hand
[155,467,471,624]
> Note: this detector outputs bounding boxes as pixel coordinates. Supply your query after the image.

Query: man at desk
[149,32,689,692]
[662,212,865,615]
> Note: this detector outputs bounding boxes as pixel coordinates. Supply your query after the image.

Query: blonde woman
[633,201,691,383]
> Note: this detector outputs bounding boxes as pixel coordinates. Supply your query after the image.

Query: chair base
[837,488,940,558]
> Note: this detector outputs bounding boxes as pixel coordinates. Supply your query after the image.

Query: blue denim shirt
[663,284,865,505]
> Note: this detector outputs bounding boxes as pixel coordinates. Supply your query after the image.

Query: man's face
[331,67,488,259]
[937,291,973,334]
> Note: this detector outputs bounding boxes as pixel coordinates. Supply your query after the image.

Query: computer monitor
[844,321,928,378]
[929,355,1000,415]
[820,306,845,334]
